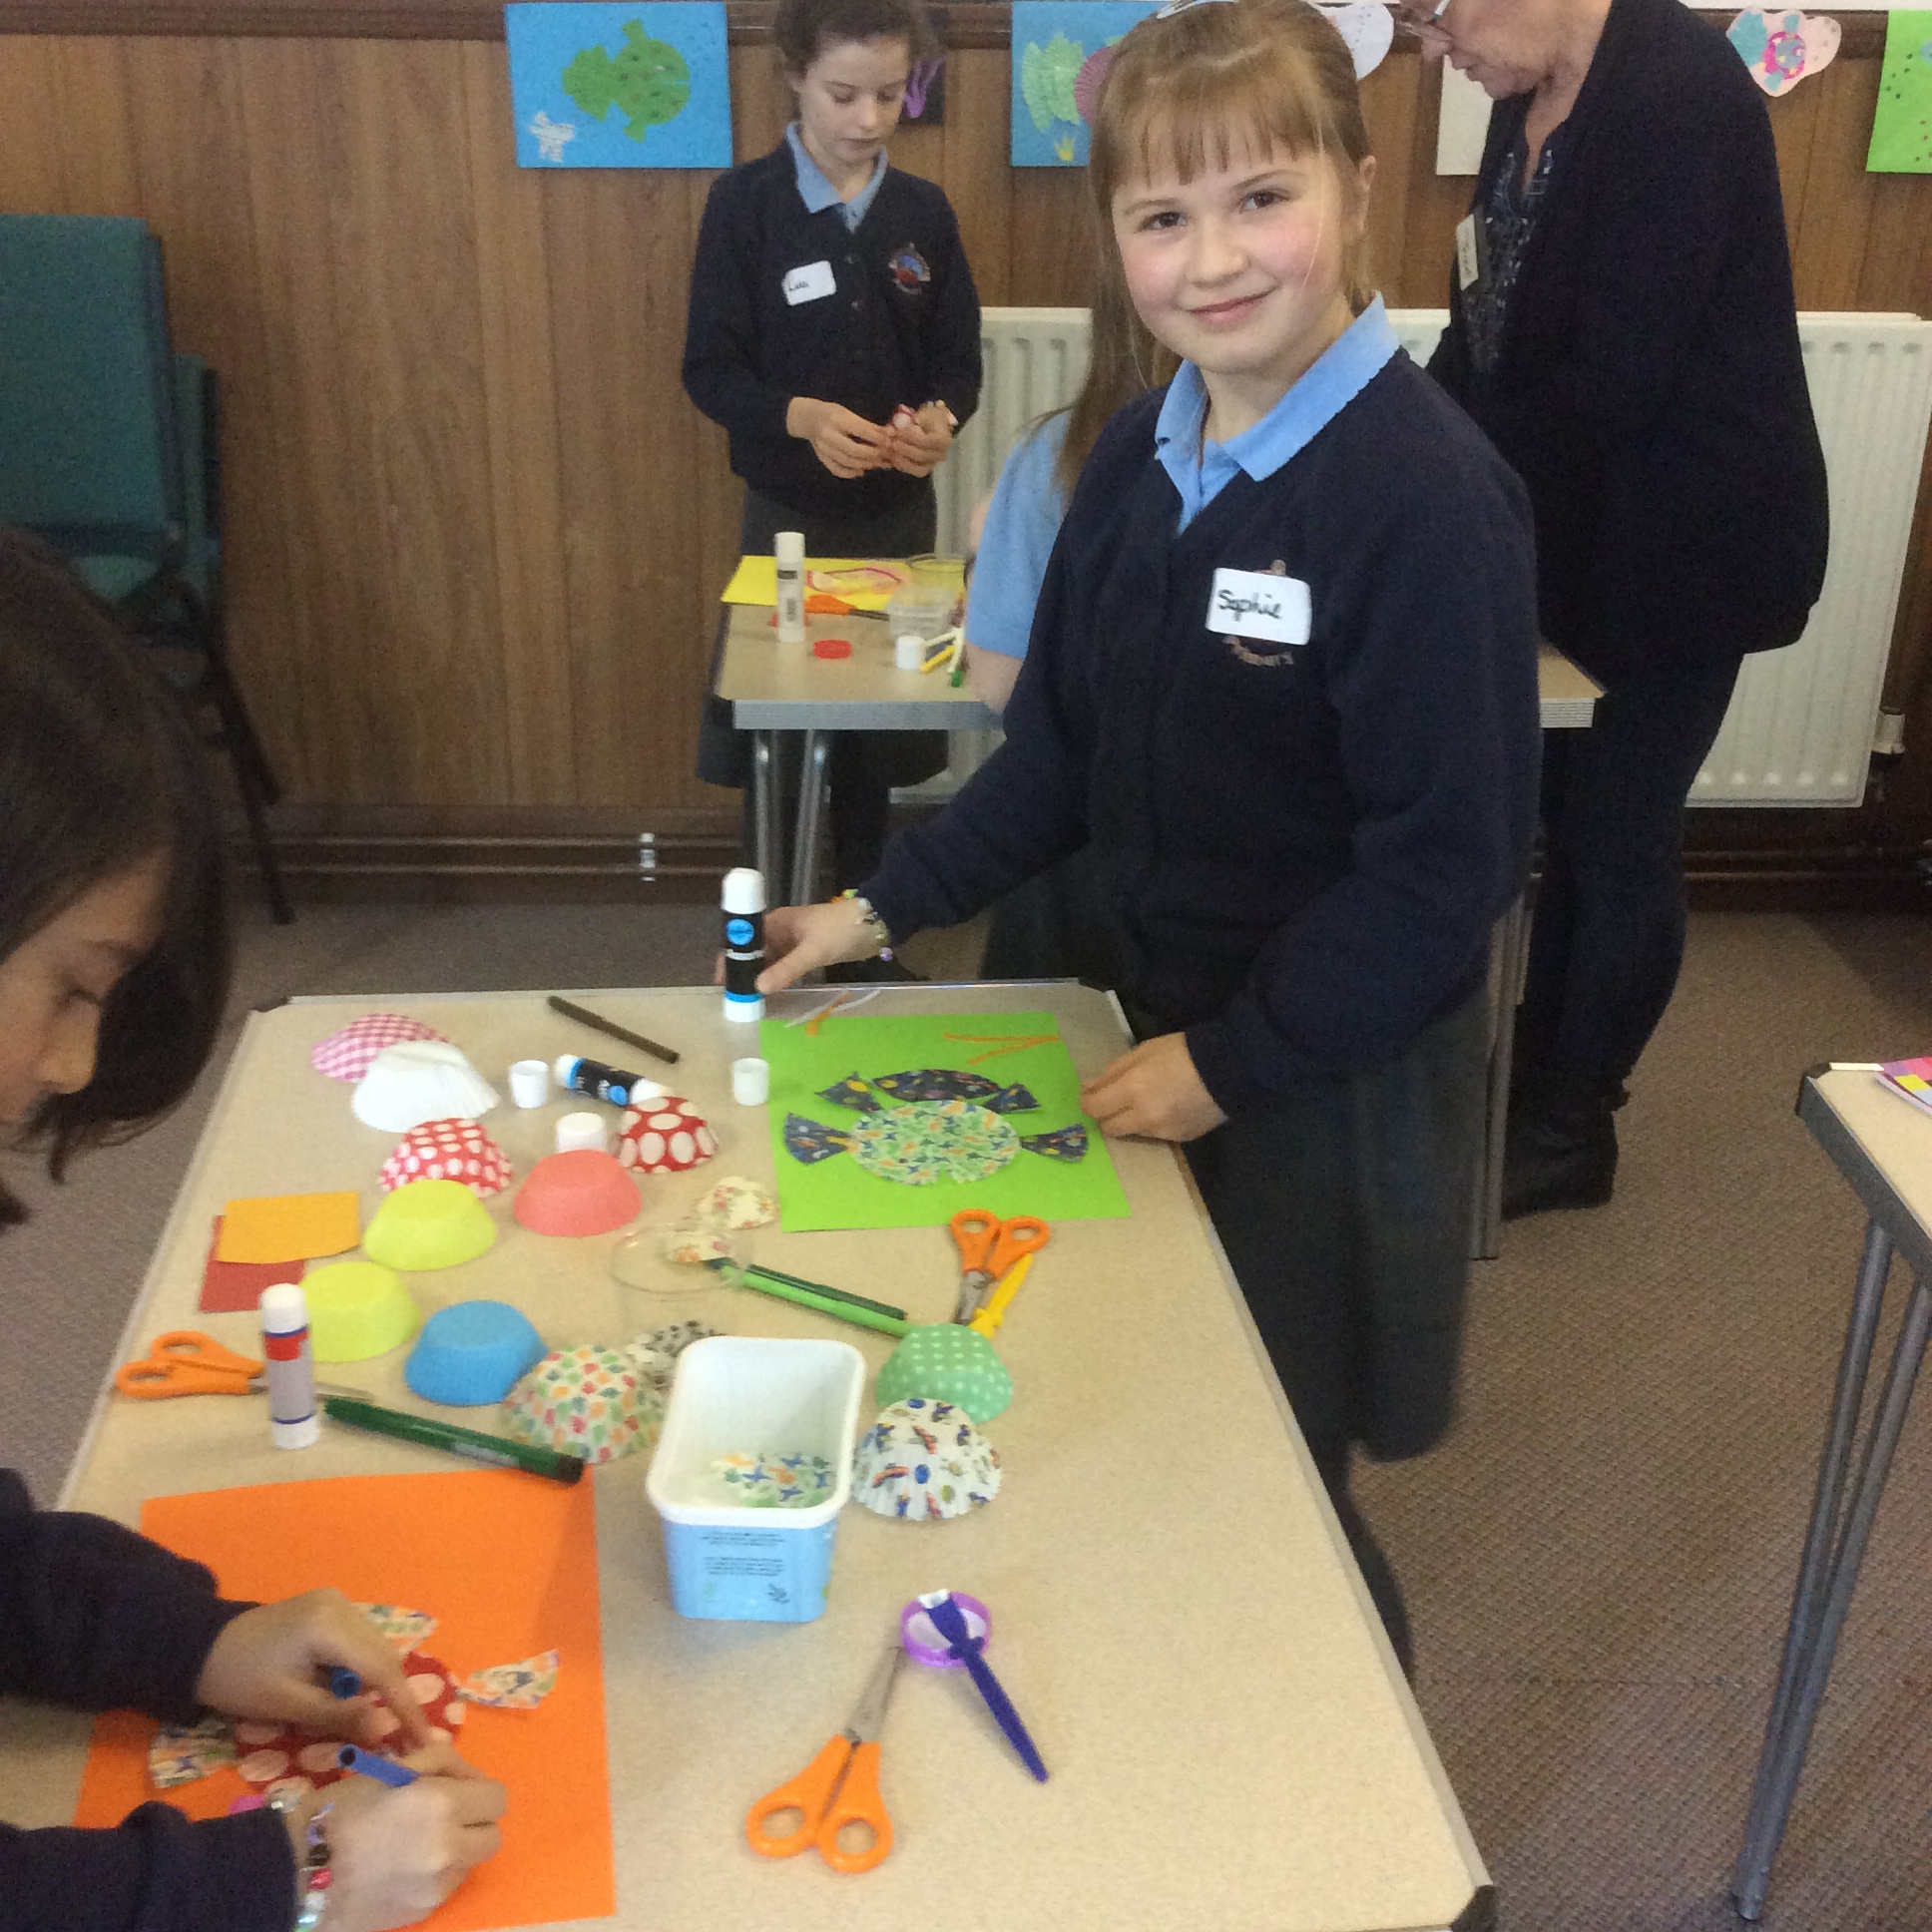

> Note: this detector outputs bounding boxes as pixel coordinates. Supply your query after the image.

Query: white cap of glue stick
[894,633,925,671]
[259,1281,320,1450]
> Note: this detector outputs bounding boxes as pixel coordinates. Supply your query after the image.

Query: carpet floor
[3,904,1928,1930]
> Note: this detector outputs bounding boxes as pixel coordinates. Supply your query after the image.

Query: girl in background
[684,0,982,903]
[752,0,1543,1671]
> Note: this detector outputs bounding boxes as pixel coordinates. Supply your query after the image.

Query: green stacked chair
[0,213,291,922]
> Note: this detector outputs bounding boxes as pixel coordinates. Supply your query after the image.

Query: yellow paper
[216,1190,361,1263]
[721,553,963,609]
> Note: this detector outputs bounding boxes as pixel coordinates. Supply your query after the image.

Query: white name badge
[1454,213,1481,292]
[782,259,836,305]
[1208,568,1311,647]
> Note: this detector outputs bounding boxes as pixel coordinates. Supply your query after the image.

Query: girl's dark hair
[0,528,232,1229]
[773,0,939,74]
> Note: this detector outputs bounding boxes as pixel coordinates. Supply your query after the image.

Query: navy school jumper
[861,352,1544,1114]
[0,1470,292,1932]
[683,140,982,526]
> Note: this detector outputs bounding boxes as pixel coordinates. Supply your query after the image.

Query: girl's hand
[753,901,883,995]
[1081,1033,1227,1144]
[885,403,954,477]
[195,1588,436,1751]
[786,397,891,478]
[280,1742,505,1932]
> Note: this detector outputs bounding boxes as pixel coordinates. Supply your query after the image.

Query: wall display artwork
[1010,1,1163,167]
[1727,8,1842,95]
[761,1011,1130,1231]
[505,3,731,169]
[1868,10,1932,170]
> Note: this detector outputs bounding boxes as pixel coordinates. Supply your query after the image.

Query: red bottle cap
[812,637,852,660]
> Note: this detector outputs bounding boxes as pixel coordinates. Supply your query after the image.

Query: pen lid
[259,1281,309,1334]
[774,530,804,568]
[722,868,765,915]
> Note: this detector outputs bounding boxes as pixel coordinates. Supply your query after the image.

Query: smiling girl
[685,0,982,896]
[755,0,1544,1670]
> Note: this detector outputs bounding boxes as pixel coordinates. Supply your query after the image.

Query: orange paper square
[215,1192,360,1264]
[74,1471,614,1932]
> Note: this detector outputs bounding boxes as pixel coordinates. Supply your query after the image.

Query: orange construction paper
[216,1192,361,1264]
[74,1471,614,1932]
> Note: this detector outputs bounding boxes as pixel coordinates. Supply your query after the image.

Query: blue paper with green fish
[760,1012,1130,1230]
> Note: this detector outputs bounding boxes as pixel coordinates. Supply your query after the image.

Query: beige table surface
[719,597,1597,736]
[718,605,999,731]
[1,983,1487,1932]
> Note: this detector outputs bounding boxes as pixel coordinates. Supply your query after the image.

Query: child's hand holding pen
[786,396,893,478]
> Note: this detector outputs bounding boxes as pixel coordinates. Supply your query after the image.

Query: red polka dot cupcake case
[615,1095,719,1175]
[231,1650,463,1796]
[379,1117,512,1197]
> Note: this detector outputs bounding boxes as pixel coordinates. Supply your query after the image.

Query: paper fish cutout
[816,1069,1040,1112]
[459,1650,561,1709]
[149,1714,237,1789]
[1018,1124,1089,1162]
[1727,8,1839,96]
[1314,1,1394,78]
[232,1651,464,1796]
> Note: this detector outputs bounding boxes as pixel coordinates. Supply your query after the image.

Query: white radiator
[912,305,1932,808]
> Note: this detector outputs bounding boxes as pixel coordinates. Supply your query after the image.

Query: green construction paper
[1867,12,1932,173]
[760,1011,1130,1232]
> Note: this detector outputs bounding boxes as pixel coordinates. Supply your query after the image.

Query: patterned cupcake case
[310,1012,448,1083]
[503,1343,669,1464]
[379,1118,512,1198]
[852,1398,1001,1520]
[615,1095,720,1175]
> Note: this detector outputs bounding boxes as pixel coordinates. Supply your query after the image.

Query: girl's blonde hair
[1088,0,1375,315]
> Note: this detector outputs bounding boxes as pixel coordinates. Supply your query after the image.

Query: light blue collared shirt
[1154,296,1400,534]
[785,123,888,233]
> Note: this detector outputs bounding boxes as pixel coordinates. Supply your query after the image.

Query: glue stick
[723,866,766,1023]
[260,1281,319,1451]
[554,1054,661,1110]
[774,531,806,644]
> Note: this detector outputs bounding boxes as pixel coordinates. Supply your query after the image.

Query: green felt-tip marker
[710,1263,910,1338]
[321,1396,585,1484]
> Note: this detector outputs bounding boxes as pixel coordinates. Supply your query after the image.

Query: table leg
[1472,897,1528,1261]
[789,730,829,907]
[751,732,776,887]
[1732,1225,1928,1920]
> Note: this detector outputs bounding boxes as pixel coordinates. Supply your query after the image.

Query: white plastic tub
[646,1335,865,1622]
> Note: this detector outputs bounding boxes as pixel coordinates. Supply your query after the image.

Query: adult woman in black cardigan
[1418,0,1828,1215]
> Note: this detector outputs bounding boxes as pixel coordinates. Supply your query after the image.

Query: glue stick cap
[722,868,765,915]
[259,1281,309,1334]
[774,531,804,568]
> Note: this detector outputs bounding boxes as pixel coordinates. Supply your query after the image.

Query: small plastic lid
[900,1592,991,1668]
[812,637,852,660]
[554,1053,583,1086]
[774,530,804,566]
[259,1281,308,1335]
[722,867,765,915]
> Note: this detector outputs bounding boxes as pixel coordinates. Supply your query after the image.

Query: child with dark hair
[0,531,506,1932]
[684,0,982,897]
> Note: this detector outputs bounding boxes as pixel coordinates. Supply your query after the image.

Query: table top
[1800,1068,1932,1282]
[719,597,1597,734]
[719,606,999,731]
[2,983,1488,1932]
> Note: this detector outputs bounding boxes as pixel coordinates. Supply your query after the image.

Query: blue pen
[337,1745,418,1788]
[920,1591,1048,1782]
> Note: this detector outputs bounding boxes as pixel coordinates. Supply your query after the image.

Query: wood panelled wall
[2,7,1930,891]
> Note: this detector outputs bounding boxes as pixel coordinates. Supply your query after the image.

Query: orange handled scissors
[949,1208,1050,1323]
[114,1331,359,1401]
[746,1643,903,1874]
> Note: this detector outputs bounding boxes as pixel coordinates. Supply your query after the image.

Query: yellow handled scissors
[746,1643,903,1874]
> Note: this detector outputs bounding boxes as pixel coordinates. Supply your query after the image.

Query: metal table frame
[1732,1069,1932,1919]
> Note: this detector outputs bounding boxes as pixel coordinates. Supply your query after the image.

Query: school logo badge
[887,243,931,291]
